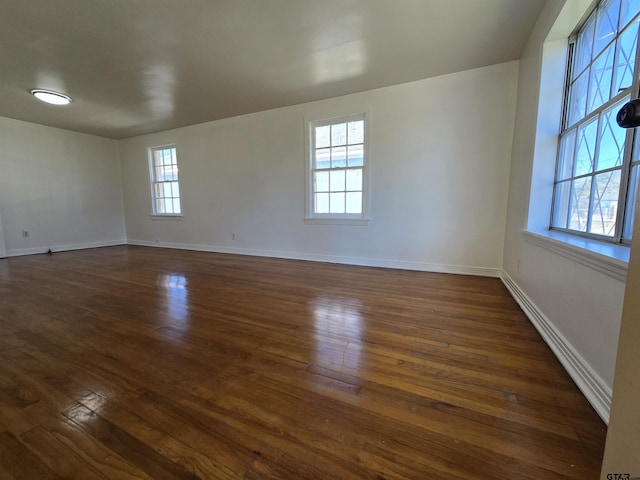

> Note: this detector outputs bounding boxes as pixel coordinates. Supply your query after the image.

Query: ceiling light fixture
[31,89,72,105]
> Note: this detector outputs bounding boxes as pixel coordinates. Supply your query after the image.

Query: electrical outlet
[232,232,236,240]
[516,259,521,272]
[22,230,29,239]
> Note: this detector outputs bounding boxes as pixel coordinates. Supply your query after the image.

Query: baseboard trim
[5,239,127,258]
[500,271,611,424]
[126,239,502,278]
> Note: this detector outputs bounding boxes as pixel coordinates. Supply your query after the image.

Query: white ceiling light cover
[31,89,72,105]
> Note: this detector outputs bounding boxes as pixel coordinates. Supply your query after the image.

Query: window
[552,0,640,244]
[149,145,182,216]
[307,114,368,222]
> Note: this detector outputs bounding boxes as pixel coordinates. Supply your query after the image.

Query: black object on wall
[617,99,640,128]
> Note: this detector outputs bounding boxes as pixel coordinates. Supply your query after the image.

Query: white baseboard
[5,239,127,258]
[126,239,502,278]
[501,271,611,424]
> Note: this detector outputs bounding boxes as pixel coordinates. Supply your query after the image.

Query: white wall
[502,0,626,422]
[601,179,640,477]
[119,62,519,276]
[0,116,126,255]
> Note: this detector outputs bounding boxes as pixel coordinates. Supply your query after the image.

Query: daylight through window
[310,115,366,217]
[552,0,640,243]
[149,145,181,216]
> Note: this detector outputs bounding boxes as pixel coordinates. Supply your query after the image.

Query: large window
[149,145,182,216]
[552,0,640,243]
[307,114,368,221]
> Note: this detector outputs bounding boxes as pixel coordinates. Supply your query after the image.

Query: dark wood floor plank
[100,393,283,480]
[0,463,18,480]
[39,415,155,480]
[63,403,199,480]
[0,431,61,479]
[0,246,606,479]
[0,394,44,437]
[231,363,598,479]
[19,425,107,480]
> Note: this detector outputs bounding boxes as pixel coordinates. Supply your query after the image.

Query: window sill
[522,229,629,281]
[304,217,370,226]
[151,214,184,221]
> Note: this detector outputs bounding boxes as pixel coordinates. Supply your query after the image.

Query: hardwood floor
[0,246,606,479]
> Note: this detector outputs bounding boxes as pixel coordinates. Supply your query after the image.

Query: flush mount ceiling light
[31,89,72,105]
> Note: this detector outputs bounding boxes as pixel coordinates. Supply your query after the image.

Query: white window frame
[148,144,183,218]
[551,0,640,244]
[304,112,371,226]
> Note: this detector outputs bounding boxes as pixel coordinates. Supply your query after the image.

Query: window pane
[557,130,577,180]
[331,147,347,168]
[587,42,615,113]
[347,145,364,167]
[575,16,596,76]
[309,117,366,218]
[316,125,330,148]
[569,177,592,231]
[150,146,180,216]
[314,171,329,192]
[315,148,330,169]
[575,117,598,175]
[315,193,329,213]
[553,181,571,228]
[331,123,347,146]
[621,0,640,27]
[161,165,173,181]
[346,169,363,191]
[348,120,364,144]
[330,169,346,192]
[613,20,639,93]
[623,164,640,239]
[589,169,621,235]
[597,100,629,170]
[346,192,362,214]
[568,71,589,125]
[330,192,345,213]
[594,0,621,56]
[555,1,640,241]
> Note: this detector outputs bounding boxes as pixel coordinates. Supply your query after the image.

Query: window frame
[304,112,371,225]
[551,0,640,245]
[148,144,183,218]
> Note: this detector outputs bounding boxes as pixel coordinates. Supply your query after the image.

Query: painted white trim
[127,239,501,277]
[150,215,184,221]
[5,239,127,257]
[523,229,628,282]
[500,270,611,424]
[303,217,370,226]
[304,109,372,222]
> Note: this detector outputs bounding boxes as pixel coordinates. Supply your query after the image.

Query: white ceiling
[0,0,546,139]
